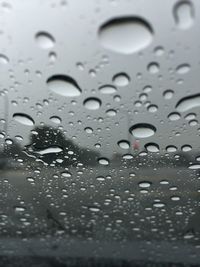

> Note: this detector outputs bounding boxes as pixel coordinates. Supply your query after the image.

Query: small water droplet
[35,31,55,49]
[145,143,159,152]
[89,207,100,212]
[85,127,93,134]
[99,84,117,94]
[163,90,174,100]
[166,145,177,152]
[176,63,190,74]
[50,116,61,124]
[147,62,160,74]
[61,172,72,177]
[84,97,101,110]
[106,109,116,116]
[14,206,25,212]
[98,157,109,165]
[113,73,130,87]
[181,144,192,152]
[168,112,181,121]
[139,181,151,188]
[153,202,165,208]
[147,104,158,113]
[129,123,156,138]
[47,75,82,97]
[118,140,130,149]
[171,196,180,201]
[0,54,9,64]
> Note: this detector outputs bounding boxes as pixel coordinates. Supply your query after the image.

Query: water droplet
[145,143,159,152]
[171,196,180,201]
[147,62,159,74]
[153,202,165,208]
[176,63,190,74]
[61,172,72,177]
[5,139,12,145]
[184,113,196,120]
[47,75,82,97]
[184,232,194,239]
[106,109,116,116]
[99,17,153,54]
[89,207,100,212]
[123,154,133,159]
[174,1,194,30]
[147,104,158,113]
[98,157,109,165]
[0,54,9,64]
[154,46,164,56]
[139,181,151,188]
[84,97,101,110]
[129,123,156,138]
[189,119,197,126]
[168,112,181,121]
[35,31,55,49]
[50,116,61,124]
[163,90,174,100]
[84,127,93,134]
[13,113,35,126]
[113,73,130,87]
[166,145,177,152]
[176,94,200,112]
[189,164,200,170]
[14,206,25,212]
[27,177,35,182]
[99,84,117,94]
[181,144,192,152]
[36,146,63,155]
[118,140,130,149]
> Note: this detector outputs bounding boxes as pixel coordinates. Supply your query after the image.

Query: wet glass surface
[0,0,200,266]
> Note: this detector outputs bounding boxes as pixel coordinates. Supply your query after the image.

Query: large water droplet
[98,17,153,54]
[35,31,55,49]
[47,75,82,97]
[176,94,200,112]
[84,97,101,110]
[174,1,194,30]
[13,113,34,126]
[129,123,156,138]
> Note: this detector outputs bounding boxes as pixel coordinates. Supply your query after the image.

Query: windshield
[0,0,200,266]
